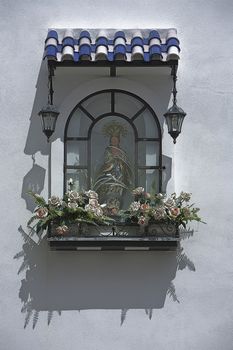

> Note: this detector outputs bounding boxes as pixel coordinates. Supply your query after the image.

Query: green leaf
[28,191,47,207]
[27,215,37,227]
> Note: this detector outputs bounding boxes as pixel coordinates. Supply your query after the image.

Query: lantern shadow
[15,226,195,328]
[24,59,49,157]
[21,157,46,212]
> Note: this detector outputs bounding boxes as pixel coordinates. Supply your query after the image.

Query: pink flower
[140,203,149,211]
[138,215,146,225]
[153,206,165,220]
[170,207,180,217]
[36,207,48,219]
[56,225,69,235]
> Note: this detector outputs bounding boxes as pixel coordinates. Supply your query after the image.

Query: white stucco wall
[0,1,233,350]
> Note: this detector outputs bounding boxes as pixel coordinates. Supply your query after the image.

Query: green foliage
[27,189,204,235]
[27,190,114,234]
[125,188,203,228]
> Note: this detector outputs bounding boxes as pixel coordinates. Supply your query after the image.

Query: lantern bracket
[48,63,55,105]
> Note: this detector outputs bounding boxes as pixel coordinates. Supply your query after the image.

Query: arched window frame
[64,89,162,194]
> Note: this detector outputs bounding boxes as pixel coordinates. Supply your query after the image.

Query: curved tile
[79,30,92,47]
[95,32,108,60]
[44,45,58,60]
[114,44,127,61]
[148,30,161,42]
[166,29,180,60]
[79,30,91,39]
[45,30,59,58]
[148,30,162,61]
[45,30,58,43]
[62,46,74,61]
[61,29,74,61]
[78,30,92,61]
[131,31,144,61]
[149,45,162,61]
[114,31,126,60]
[79,44,92,61]
[114,31,126,41]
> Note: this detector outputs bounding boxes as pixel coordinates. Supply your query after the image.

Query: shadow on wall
[22,59,49,214]
[15,226,195,329]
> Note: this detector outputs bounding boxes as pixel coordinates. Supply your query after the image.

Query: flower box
[48,221,180,251]
[28,188,202,251]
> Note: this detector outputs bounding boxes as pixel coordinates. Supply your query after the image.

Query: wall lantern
[38,66,59,142]
[164,65,186,144]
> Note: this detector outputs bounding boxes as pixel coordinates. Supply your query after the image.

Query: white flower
[89,198,99,207]
[153,206,166,220]
[180,191,191,202]
[48,196,61,207]
[36,207,48,219]
[182,207,190,217]
[85,190,98,199]
[95,207,103,217]
[129,201,141,212]
[68,201,79,209]
[165,198,175,208]
[132,187,144,195]
[85,204,103,217]
[68,191,80,201]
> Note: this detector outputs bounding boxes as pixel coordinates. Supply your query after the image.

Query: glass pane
[115,92,144,118]
[65,169,88,192]
[67,108,92,137]
[138,169,159,195]
[133,109,159,138]
[67,141,87,166]
[82,92,111,118]
[138,142,160,166]
[91,116,135,211]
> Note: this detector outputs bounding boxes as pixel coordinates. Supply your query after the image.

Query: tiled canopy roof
[44,28,180,63]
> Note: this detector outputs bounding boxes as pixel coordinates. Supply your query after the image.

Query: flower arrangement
[28,186,203,237]
[27,190,113,235]
[123,187,202,228]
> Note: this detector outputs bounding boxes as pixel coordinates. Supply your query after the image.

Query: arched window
[64,90,162,210]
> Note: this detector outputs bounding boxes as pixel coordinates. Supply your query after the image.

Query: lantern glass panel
[42,112,57,132]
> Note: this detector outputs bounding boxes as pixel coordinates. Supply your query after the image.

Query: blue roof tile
[44,28,180,62]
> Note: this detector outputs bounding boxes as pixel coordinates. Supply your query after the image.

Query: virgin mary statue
[93,121,133,214]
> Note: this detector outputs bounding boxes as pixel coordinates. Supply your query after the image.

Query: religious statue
[93,121,133,215]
